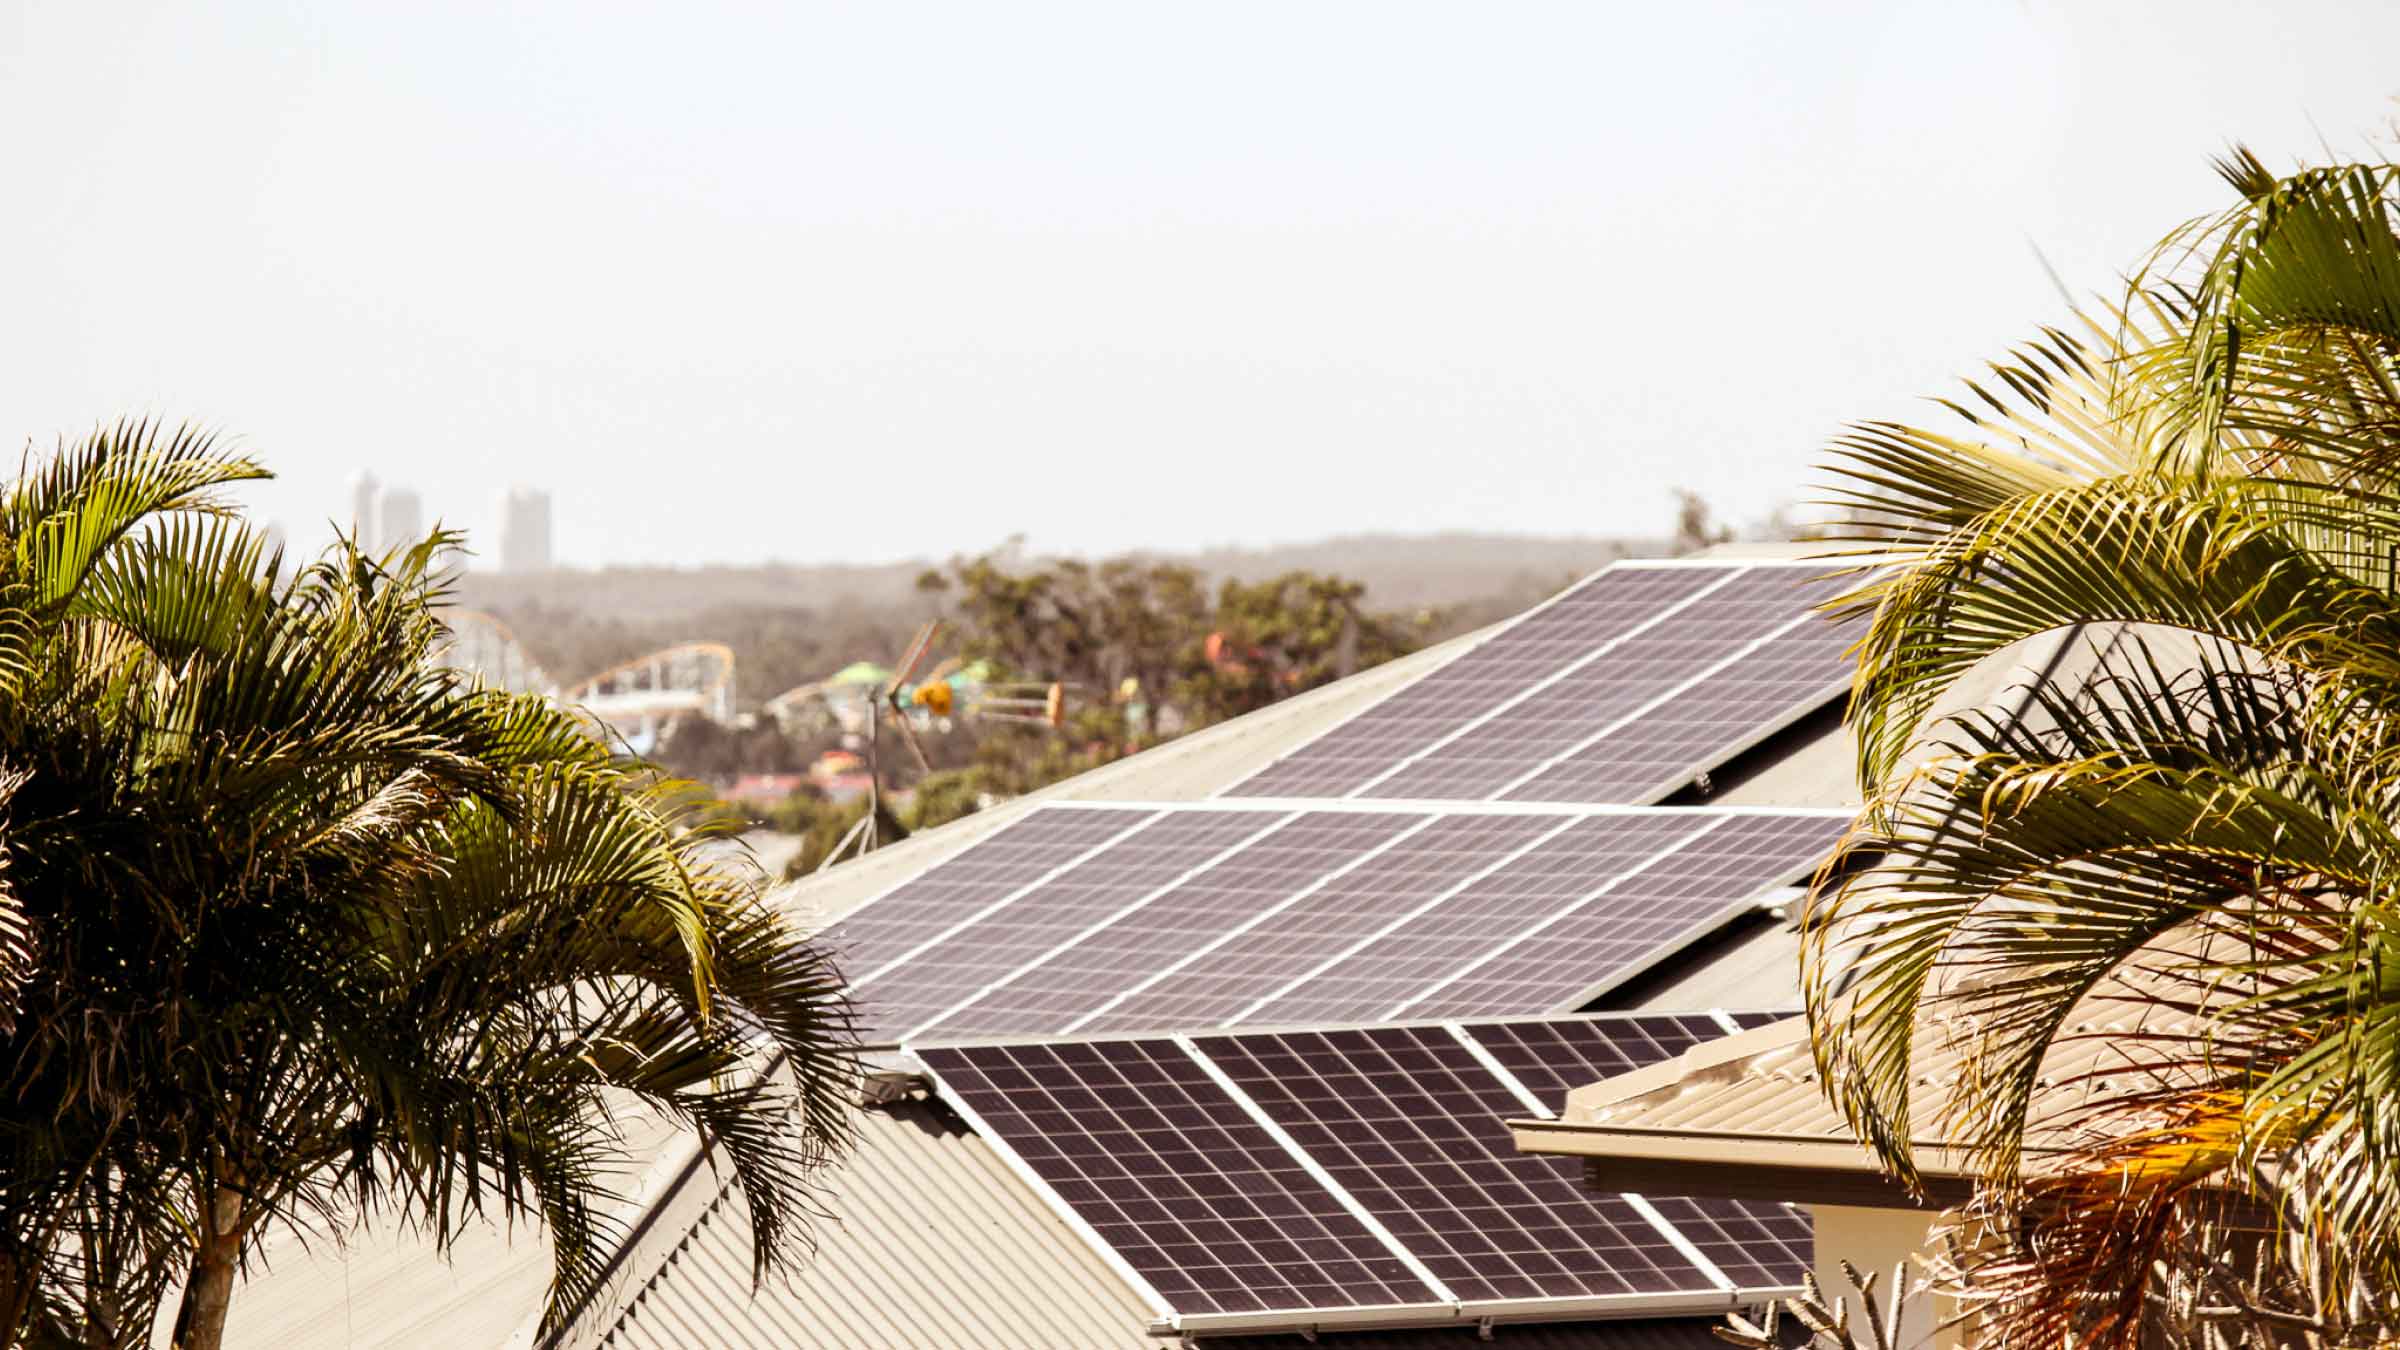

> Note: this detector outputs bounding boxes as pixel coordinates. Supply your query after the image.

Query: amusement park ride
[441,612,733,754]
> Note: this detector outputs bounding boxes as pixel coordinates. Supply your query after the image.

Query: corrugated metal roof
[559,1101,1763,1350]
[560,1098,1156,1350]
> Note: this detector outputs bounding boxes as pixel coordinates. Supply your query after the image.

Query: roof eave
[1510,1119,1975,1211]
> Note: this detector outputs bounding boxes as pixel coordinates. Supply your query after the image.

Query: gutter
[1147,1285,1797,1338]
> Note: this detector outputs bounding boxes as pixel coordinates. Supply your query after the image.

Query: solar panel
[1495,583,1856,804]
[1191,1025,1718,1302]
[912,810,1428,1041]
[1360,569,1851,803]
[1066,813,1567,1035]
[852,808,1287,1040]
[1455,1016,1813,1289]
[921,1014,1805,1330]
[1225,561,1856,806]
[1227,566,1738,800]
[1232,813,1720,1027]
[829,807,1160,981]
[918,1038,1436,1316]
[1397,813,1845,1019]
[837,802,1841,1043]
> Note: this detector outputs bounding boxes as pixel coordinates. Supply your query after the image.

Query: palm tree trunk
[168,1188,242,1350]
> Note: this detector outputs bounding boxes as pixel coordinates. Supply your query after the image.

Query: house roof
[544,1098,1156,1350]
[555,1095,1765,1350]
[1514,939,2228,1211]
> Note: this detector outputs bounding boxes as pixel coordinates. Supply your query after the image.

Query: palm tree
[1804,150,2400,1346]
[0,424,855,1348]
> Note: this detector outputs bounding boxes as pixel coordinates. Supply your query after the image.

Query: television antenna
[814,621,1078,873]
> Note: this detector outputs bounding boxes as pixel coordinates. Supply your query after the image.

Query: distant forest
[453,532,1664,706]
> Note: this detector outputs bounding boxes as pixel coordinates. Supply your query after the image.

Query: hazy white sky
[6,2,2399,568]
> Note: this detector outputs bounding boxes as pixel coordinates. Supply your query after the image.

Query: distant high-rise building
[348,471,381,554]
[497,487,554,573]
[379,487,424,554]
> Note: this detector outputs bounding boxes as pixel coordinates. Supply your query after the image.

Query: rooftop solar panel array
[842,808,1282,1040]
[1226,560,1855,805]
[921,810,1426,1040]
[1236,812,1716,1027]
[1229,567,1734,800]
[933,1037,1430,1316]
[1394,813,1845,1020]
[833,803,1844,1043]
[1193,1026,1713,1302]
[920,1013,1808,1331]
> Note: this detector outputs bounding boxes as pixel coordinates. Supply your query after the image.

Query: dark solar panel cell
[1192,1026,1714,1301]
[829,807,1159,980]
[1361,576,1836,803]
[922,1040,1436,1316]
[860,809,1284,1041]
[1399,813,1847,1019]
[1071,813,1565,1035]
[921,811,1426,1039]
[1239,814,1717,1026]
[1228,567,1735,799]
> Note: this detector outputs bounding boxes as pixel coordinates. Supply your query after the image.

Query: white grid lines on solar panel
[1488,574,1856,804]
[842,801,1846,1043]
[917,1013,1804,1334]
[846,809,1291,1041]
[1066,812,1570,1036]
[1331,567,1751,800]
[841,807,1164,986]
[1445,1018,1810,1291]
[1222,558,1857,807]
[912,811,1430,1040]
[1190,1026,1718,1303]
[1363,567,1852,803]
[1235,812,1724,1027]
[1224,564,1745,800]
[916,1038,1439,1318]
[1391,812,1848,1021]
